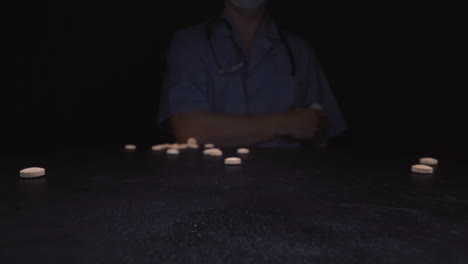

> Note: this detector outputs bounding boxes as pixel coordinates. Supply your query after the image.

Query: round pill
[237,148,250,154]
[209,148,223,157]
[204,143,215,149]
[411,164,434,174]
[420,157,438,166]
[203,149,212,155]
[124,144,136,151]
[20,167,46,179]
[166,148,180,155]
[187,137,197,145]
[177,144,188,150]
[225,157,241,165]
[152,144,166,151]
[188,144,199,149]
[170,144,179,149]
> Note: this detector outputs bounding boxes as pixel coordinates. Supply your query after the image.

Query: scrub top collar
[216,10,281,41]
[213,10,284,72]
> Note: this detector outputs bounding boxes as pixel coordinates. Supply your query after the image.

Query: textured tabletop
[1,147,467,263]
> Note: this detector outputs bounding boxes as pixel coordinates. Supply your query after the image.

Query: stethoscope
[205,17,325,136]
[205,17,296,76]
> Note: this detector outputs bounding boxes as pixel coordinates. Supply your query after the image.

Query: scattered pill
[124,144,136,151]
[237,148,250,155]
[420,157,438,166]
[208,148,223,157]
[188,144,199,149]
[167,148,180,155]
[411,164,434,174]
[187,137,197,145]
[152,145,166,151]
[19,167,46,179]
[225,157,241,165]
[177,144,188,150]
[170,144,179,149]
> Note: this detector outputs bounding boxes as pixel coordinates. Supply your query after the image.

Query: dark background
[9,0,462,157]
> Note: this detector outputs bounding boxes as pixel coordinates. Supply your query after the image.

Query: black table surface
[1,146,467,263]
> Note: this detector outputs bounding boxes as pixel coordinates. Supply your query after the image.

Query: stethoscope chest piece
[206,17,295,76]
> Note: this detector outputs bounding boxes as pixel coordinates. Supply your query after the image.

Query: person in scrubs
[159,0,347,147]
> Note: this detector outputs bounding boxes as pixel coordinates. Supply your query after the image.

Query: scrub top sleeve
[305,46,348,140]
[158,32,211,126]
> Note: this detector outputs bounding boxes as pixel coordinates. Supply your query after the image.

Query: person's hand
[282,108,326,140]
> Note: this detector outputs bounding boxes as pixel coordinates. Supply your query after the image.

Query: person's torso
[176,17,313,147]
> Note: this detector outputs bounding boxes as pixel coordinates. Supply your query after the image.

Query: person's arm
[171,108,323,146]
[302,44,347,144]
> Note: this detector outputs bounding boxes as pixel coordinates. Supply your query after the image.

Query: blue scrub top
[159,13,347,147]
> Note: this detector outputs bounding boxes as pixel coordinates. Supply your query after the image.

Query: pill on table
[177,144,188,150]
[209,148,223,157]
[152,145,167,151]
[225,157,241,165]
[204,143,215,149]
[170,144,179,149]
[411,164,434,174]
[124,144,136,151]
[20,167,46,179]
[167,148,180,155]
[188,144,199,149]
[237,148,250,155]
[420,157,438,166]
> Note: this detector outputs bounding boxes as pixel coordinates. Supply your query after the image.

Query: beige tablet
[20,167,46,179]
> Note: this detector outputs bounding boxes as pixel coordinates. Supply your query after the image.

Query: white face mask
[229,0,268,10]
